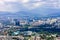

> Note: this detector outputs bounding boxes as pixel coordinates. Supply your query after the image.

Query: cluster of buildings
[0,17,60,40]
[0,34,60,40]
[0,17,60,28]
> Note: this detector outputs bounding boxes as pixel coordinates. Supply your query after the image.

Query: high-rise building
[14,19,20,26]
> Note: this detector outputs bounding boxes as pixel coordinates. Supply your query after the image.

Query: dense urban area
[0,16,60,40]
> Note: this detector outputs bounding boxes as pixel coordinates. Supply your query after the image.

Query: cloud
[0,0,60,12]
[43,0,60,8]
[18,0,45,10]
[0,0,19,12]
[20,0,29,3]
[0,0,45,12]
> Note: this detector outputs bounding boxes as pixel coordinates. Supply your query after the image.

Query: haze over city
[0,0,60,40]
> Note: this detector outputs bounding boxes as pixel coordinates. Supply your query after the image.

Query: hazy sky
[0,0,60,13]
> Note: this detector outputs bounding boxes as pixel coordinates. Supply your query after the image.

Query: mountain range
[0,10,60,18]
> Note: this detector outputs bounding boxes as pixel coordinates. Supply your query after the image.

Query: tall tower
[14,19,20,26]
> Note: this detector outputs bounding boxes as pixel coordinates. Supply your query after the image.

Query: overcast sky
[0,0,60,13]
